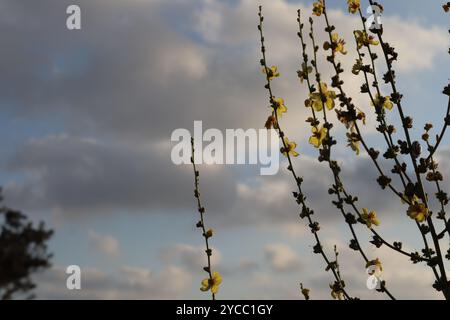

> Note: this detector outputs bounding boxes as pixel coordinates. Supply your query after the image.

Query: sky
[0,0,449,299]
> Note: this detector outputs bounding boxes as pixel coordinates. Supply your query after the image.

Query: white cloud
[382,16,448,72]
[34,265,192,299]
[160,243,222,272]
[264,243,301,272]
[88,231,120,258]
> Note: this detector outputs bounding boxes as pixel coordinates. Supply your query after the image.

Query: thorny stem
[191,138,216,300]
[259,6,351,300]
[367,0,449,299]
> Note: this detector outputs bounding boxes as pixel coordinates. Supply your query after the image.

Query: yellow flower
[309,126,328,148]
[281,137,299,157]
[366,258,382,275]
[400,193,420,205]
[205,229,214,238]
[262,66,280,81]
[372,94,394,111]
[272,97,288,117]
[312,0,324,16]
[324,33,347,56]
[330,284,344,300]
[331,290,344,300]
[357,109,366,125]
[354,30,379,49]
[200,271,222,294]
[347,0,360,14]
[407,202,429,223]
[264,114,276,130]
[297,63,313,83]
[302,288,310,300]
[346,131,360,155]
[300,284,310,300]
[361,208,380,228]
[307,82,336,111]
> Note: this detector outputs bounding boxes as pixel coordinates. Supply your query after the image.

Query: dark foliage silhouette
[0,190,53,300]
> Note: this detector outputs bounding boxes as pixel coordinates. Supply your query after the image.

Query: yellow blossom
[307,82,336,111]
[366,258,382,276]
[262,66,280,81]
[272,97,288,117]
[297,63,313,83]
[312,0,324,16]
[346,131,360,155]
[361,208,380,228]
[200,271,222,294]
[281,137,299,157]
[357,109,366,125]
[330,284,344,300]
[347,0,360,14]
[302,288,310,300]
[372,94,394,111]
[205,229,214,238]
[354,30,379,49]
[300,284,310,300]
[407,202,429,223]
[400,194,420,205]
[309,126,328,148]
[264,114,276,130]
[324,33,347,56]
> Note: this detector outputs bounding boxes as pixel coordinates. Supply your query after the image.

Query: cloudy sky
[0,0,449,299]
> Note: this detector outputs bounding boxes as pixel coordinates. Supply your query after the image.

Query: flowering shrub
[256,0,450,300]
[190,0,450,300]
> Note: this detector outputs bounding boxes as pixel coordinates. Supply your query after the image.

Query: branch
[367,0,449,298]
[426,95,450,162]
[306,13,396,299]
[259,6,351,300]
[191,138,220,300]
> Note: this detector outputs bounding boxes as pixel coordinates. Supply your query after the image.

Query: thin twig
[259,6,352,300]
[191,138,216,300]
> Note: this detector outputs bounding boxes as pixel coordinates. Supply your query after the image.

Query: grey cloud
[224,154,407,229]
[33,265,192,299]
[3,133,411,228]
[88,230,120,258]
[0,0,446,230]
[160,243,221,274]
[0,0,277,143]
[264,243,301,272]
[4,135,237,216]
